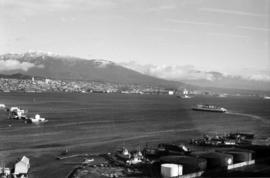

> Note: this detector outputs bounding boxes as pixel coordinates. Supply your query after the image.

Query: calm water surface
[0,93,269,178]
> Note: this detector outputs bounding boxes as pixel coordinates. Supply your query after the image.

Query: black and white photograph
[0,0,270,177]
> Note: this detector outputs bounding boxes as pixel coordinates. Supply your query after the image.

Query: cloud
[232,68,270,82]
[199,7,268,17]
[237,26,270,32]
[0,59,43,71]
[17,0,115,10]
[0,0,117,16]
[207,32,249,40]
[168,19,224,27]
[120,61,270,82]
[92,59,114,68]
[246,74,270,82]
[120,61,218,81]
[149,27,190,34]
[146,5,176,12]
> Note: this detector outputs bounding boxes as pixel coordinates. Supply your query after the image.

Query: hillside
[0,52,186,89]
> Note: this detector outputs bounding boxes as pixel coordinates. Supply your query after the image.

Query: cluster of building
[190,133,254,147]
[1,135,264,178]
[0,77,177,95]
[67,140,257,178]
[1,76,258,98]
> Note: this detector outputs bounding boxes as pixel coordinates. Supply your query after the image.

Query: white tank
[161,163,183,177]
[0,104,6,108]
[35,114,40,119]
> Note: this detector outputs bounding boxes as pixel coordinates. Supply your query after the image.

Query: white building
[168,90,174,95]
[14,156,30,176]
[183,89,188,95]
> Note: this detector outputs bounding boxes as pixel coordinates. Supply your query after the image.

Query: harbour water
[0,92,270,178]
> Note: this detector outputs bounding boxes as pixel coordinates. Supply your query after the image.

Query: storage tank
[159,156,207,174]
[0,104,6,108]
[216,149,253,163]
[227,151,252,163]
[198,152,233,168]
[161,163,183,177]
[35,114,41,119]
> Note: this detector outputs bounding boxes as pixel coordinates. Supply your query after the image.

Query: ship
[26,114,48,124]
[192,104,227,113]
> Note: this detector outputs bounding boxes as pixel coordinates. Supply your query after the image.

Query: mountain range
[0,52,269,91]
[0,52,186,89]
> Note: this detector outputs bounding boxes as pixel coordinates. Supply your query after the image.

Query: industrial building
[13,156,30,178]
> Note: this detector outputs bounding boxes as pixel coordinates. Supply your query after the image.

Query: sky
[0,0,269,79]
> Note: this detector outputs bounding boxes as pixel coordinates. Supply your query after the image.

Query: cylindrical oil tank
[198,152,233,168]
[161,164,183,177]
[216,149,253,163]
[226,151,252,163]
[159,156,207,174]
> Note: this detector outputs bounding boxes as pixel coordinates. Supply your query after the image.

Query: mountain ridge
[2,52,269,91]
[0,52,187,89]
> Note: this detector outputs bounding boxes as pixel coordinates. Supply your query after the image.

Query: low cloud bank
[247,74,270,82]
[120,61,270,82]
[120,61,224,81]
[0,59,43,71]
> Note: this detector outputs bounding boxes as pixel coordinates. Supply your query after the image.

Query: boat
[192,104,227,113]
[158,143,191,155]
[27,114,48,123]
[218,94,228,98]
[82,158,94,164]
[115,147,131,161]
[263,96,270,99]
[8,107,27,120]
[177,95,192,99]
[142,146,165,158]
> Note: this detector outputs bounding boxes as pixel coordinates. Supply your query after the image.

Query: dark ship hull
[192,105,227,113]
